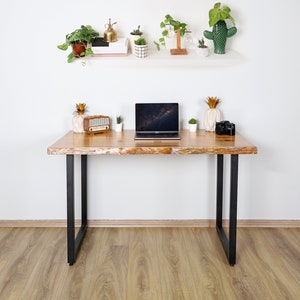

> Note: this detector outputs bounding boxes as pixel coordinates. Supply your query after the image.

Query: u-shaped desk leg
[216,154,239,266]
[66,155,88,265]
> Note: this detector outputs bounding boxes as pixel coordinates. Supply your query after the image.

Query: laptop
[134,103,181,140]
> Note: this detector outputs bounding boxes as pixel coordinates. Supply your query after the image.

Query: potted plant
[130,25,143,52]
[204,97,221,131]
[115,116,123,132]
[203,2,237,54]
[134,37,148,58]
[57,25,100,63]
[196,38,209,57]
[154,14,187,54]
[188,118,197,132]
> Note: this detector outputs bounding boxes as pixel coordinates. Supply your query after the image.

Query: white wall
[0,0,299,220]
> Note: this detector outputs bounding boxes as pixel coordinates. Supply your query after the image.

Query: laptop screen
[135,103,179,133]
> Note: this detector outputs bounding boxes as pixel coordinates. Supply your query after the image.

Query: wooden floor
[0,227,299,299]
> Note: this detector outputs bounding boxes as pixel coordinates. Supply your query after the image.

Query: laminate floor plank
[0,227,299,299]
[0,228,56,299]
[18,228,68,300]
[126,228,162,300]
[93,228,129,300]
[181,228,239,300]
[155,228,200,300]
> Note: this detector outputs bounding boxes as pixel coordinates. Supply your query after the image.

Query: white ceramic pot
[134,44,148,58]
[72,114,85,133]
[196,47,210,57]
[188,123,197,132]
[204,108,221,131]
[115,123,123,132]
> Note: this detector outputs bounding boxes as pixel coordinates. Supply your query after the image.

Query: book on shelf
[92,37,129,55]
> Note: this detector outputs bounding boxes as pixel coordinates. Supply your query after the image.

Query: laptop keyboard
[135,133,180,139]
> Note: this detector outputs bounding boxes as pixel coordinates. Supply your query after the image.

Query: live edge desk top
[47,130,257,155]
[48,130,257,266]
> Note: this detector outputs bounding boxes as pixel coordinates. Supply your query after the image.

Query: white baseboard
[0,219,299,228]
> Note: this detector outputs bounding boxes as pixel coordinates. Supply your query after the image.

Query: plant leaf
[153,41,160,51]
[160,22,166,28]
[67,52,74,63]
[57,43,68,51]
[85,48,93,55]
[162,30,169,36]
[214,2,221,9]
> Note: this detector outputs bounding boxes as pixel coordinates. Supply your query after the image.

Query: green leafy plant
[154,14,187,51]
[188,118,197,124]
[134,37,147,45]
[116,116,123,124]
[57,25,99,63]
[198,38,208,48]
[208,2,235,27]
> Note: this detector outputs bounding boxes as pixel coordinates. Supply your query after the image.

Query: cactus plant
[203,3,237,54]
[116,116,123,124]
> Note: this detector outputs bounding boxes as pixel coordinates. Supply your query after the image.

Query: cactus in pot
[188,118,197,132]
[203,2,237,54]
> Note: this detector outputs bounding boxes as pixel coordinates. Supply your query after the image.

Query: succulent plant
[134,38,147,45]
[188,118,197,124]
[131,25,143,35]
[198,38,208,48]
[116,116,123,124]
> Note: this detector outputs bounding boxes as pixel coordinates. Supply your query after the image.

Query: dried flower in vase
[205,97,220,109]
[204,97,221,132]
[73,103,87,133]
[75,103,86,115]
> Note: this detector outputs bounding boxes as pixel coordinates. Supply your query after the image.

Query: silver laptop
[134,103,181,140]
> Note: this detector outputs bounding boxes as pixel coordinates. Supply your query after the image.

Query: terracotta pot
[72,43,86,57]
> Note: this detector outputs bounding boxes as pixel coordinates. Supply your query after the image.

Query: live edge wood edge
[47,130,257,156]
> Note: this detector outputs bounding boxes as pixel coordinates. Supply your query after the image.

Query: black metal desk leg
[216,154,224,228]
[216,154,239,266]
[66,155,75,265]
[66,155,88,266]
[228,154,239,265]
[81,155,87,227]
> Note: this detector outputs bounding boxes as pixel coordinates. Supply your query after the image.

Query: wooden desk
[48,130,257,266]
